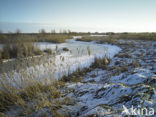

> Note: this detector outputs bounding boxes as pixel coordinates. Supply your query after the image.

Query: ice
[2,38,156,116]
[0,37,121,88]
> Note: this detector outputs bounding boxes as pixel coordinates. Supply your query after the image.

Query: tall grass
[0,33,74,44]
[0,51,65,116]
[77,35,118,44]
[0,43,111,116]
[76,33,156,43]
[0,32,113,116]
[116,33,156,41]
[1,41,42,59]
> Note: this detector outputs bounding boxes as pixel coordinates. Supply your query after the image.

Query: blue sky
[0,0,156,33]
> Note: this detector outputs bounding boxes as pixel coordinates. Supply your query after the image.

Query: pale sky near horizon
[0,0,156,33]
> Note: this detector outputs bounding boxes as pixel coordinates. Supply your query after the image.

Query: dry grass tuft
[91,57,110,69]
[1,41,42,60]
[0,80,64,114]
[77,35,118,44]
[44,48,52,55]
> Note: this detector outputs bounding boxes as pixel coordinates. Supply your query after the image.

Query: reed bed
[77,35,118,44]
[76,33,156,44]
[0,45,110,116]
[0,33,74,44]
[116,33,156,41]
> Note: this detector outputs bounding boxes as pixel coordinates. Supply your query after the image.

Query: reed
[116,33,156,41]
[0,33,73,44]
[43,48,52,55]
[0,40,112,116]
[77,35,118,44]
[76,33,156,44]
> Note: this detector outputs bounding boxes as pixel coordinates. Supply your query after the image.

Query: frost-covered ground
[2,39,156,117]
[55,40,156,116]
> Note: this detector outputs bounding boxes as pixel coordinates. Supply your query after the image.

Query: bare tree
[0,29,3,34]
[16,29,21,34]
[39,29,46,34]
[51,29,56,34]
[63,29,67,34]
[8,31,12,34]
[67,29,71,34]
[59,29,62,34]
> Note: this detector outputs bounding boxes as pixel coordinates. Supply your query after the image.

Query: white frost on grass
[110,68,156,86]
[62,66,156,116]
[66,83,133,111]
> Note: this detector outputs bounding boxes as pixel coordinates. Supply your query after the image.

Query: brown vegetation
[1,42,42,59]
[43,48,52,54]
[76,33,156,44]
[77,35,118,44]
[0,33,73,44]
